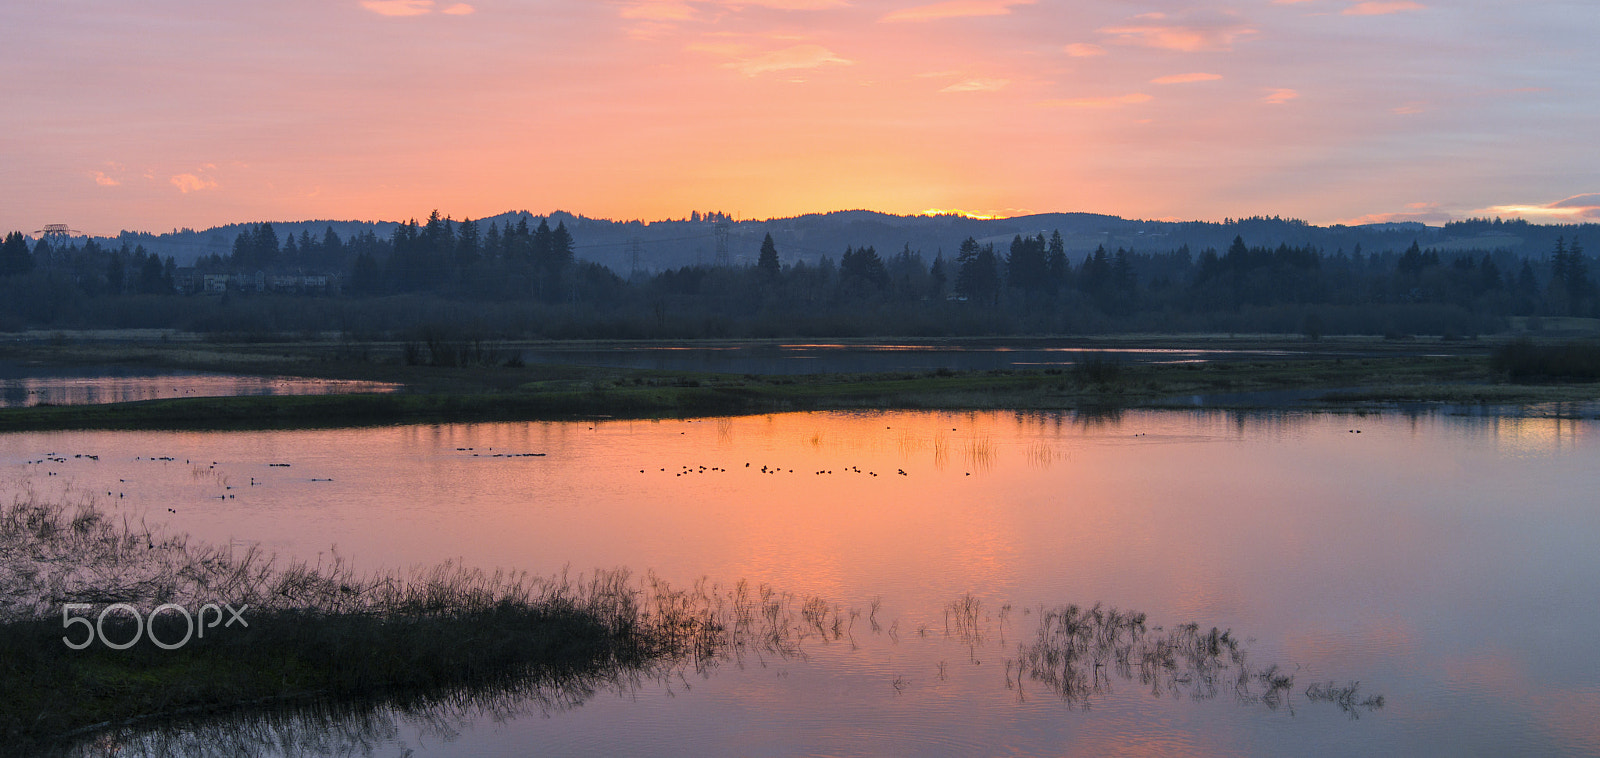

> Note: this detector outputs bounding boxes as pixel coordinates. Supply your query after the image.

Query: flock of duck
[656,463,932,477]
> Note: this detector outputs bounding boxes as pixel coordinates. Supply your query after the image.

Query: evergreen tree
[136,245,166,293]
[1565,238,1591,314]
[0,231,33,276]
[955,238,1000,304]
[1006,234,1049,293]
[1479,254,1502,291]
[550,221,575,271]
[457,218,480,268]
[105,247,126,294]
[1045,231,1068,289]
[253,223,280,269]
[322,227,343,260]
[484,223,502,259]
[757,233,780,277]
[839,245,888,290]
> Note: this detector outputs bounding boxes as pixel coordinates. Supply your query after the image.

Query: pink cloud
[725,44,853,75]
[1339,202,1454,226]
[1263,88,1298,104]
[940,78,1009,92]
[360,0,434,16]
[620,1,695,20]
[91,171,120,187]
[728,0,850,8]
[1151,72,1221,84]
[1099,11,1257,52]
[170,174,217,194]
[1344,1,1424,15]
[881,0,1035,23]
[1064,43,1105,57]
[1037,93,1152,108]
[440,3,474,14]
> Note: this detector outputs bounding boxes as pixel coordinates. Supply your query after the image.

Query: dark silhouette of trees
[1548,237,1593,315]
[0,232,33,276]
[6,212,1591,337]
[839,245,888,290]
[1006,234,1050,295]
[955,237,1000,304]
[758,233,780,277]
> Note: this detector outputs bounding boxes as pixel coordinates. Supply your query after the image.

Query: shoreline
[1,336,1596,431]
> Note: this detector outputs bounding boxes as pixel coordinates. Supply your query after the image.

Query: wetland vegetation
[2,487,1386,754]
[1,334,1597,432]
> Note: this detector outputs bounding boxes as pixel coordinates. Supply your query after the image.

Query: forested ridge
[0,210,1594,339]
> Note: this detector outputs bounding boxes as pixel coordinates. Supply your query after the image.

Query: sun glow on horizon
[919,209,1012,220]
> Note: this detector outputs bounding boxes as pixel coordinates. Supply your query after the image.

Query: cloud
[170,174,217,194]
[440,3,474,14]
[1476,194,1600,221]
[940,78,1009,92]
[1262,88,1298,104]
[688,41,753,56]
[1099,11,1257,52]
[1340,202,1454,226]
[727,0,850,8]
[881,0,1034,23]
[1064,43,1105,57]
[620,1,696,20]
[1151,72,1221,84]
[91,171,120,187]
[360,0,435,16]
[1343,1,1424,15]
[726,44,853,75]
[1037,93,1152,108]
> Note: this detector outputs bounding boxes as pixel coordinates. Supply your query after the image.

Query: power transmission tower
[33,224,82,247]
[628,238,643,279]
[714,221,730,268]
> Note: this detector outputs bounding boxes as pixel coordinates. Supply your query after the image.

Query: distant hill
[50,211,1600,270]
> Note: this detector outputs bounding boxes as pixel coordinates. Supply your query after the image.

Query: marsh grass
[4,490,1388,752]
[1010,603,1381,716]
[0,492,836,753]
[13,345,1593,433]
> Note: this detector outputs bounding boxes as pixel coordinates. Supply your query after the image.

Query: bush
[1491,339,1600,381]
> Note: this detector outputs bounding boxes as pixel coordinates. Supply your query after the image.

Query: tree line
[0,212,1594,338]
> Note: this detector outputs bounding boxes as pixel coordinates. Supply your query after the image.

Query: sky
[2,0,1598,236]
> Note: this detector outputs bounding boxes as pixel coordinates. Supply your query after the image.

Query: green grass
[3,354,1596,432]
[3,336,1598,433]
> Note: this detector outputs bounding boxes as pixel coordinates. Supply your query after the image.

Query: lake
[4,409,1596,756]
[0,361,400,409]
[515,342,1315,375]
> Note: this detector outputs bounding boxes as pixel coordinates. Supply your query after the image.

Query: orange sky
[2,0,1598,235]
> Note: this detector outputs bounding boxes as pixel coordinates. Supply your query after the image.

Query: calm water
[4,410,1597,756]
[517,343,1310,374]
[0,362,400,408]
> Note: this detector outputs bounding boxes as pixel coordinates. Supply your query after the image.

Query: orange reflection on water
[4,409,1599,754]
